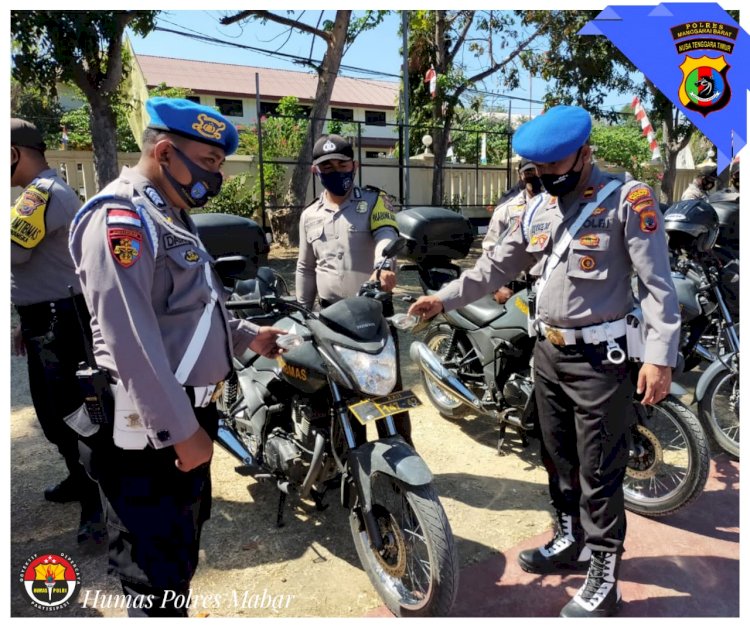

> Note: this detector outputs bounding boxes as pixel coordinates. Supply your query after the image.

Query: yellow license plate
[348,390,422,425]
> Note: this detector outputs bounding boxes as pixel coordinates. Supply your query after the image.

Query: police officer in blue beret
[69,97,286,616]
[410,105,680,617]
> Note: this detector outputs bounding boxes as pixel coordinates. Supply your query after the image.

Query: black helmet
[663,199,720,253]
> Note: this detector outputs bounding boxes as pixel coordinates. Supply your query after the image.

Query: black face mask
[540,147,584,197]
[162,144,223,208]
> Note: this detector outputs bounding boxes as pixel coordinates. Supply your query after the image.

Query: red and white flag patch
[107,207,142,228]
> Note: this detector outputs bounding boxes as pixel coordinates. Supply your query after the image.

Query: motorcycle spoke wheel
[623,396,710,517]
[700,369,740,458]
[350,476,458,616]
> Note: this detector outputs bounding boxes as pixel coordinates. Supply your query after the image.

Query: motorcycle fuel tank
[671,272,702,321]
[488,289,532,341]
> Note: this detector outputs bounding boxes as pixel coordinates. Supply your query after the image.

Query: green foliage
[10,78,64,145]
[149,83,193,100]
[449,107,511,164]
[202,172,259,220]
[591,124,662,189]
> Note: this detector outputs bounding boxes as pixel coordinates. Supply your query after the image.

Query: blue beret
[145,97,239,156]
[512,105,592,163]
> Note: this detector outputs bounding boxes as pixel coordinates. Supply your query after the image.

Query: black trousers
[17,296,101,514]
[533,336,634,554]
[79,405,217,617]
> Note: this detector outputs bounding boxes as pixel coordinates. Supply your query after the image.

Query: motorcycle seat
[456,294,506,327]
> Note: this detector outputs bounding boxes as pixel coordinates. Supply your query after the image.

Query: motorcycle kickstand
[520,429,529,448]
[497,424,508,456]
[309,488,329,512]
[276,491,287,528]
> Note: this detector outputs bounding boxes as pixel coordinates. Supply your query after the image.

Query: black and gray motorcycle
[396,206,710,518]
[195,216,459,617]
[664,201,740,458]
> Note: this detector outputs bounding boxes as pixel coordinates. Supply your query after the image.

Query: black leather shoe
[44,476,81,503]
[77,510,107,546]
[518,511,591,574]
[560,550,622,617]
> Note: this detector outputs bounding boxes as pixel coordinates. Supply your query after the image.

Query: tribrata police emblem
[679,55,731,116]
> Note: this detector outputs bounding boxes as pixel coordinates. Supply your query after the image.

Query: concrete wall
[12,150,700,213]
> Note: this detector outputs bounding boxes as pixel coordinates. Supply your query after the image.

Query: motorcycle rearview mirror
[381,236,407,259]
[214,256,248,283]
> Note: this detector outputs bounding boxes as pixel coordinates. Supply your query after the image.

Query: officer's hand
[250,327,288,358]
[371,269,397,292]
[12,324,25,357]
[408,295,444,320]
[174,426,213,472]
[637,363,672,405]
[493,287,514,304]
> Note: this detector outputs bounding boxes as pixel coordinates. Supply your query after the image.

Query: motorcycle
[396,206,710,518]
[202,226,459,617]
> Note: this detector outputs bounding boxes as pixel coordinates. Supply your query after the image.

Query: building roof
[136,55,399,110]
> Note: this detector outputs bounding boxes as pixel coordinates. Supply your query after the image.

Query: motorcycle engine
[264,428,306,484]
[503,372,534,409]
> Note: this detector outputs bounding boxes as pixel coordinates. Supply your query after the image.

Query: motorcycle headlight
[333,336,397,396]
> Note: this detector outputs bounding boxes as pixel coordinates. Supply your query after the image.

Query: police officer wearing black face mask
[681,164,718,201]
[69,97,286,616]
[11,117,105,545]
[296,134,413,445]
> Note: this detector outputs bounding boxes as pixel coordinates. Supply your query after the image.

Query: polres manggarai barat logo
[19,552,81,611]
[671,21,737,116]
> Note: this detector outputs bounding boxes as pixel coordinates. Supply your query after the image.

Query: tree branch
[221,10,330,41]
[447,11,475,64]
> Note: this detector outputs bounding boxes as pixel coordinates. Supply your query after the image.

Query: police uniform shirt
[482,188,532,252]
[11,169,82,305]
[681,182,710,202]
[436,165,680,366]
[296,186,398,308]
[69,167,260,448]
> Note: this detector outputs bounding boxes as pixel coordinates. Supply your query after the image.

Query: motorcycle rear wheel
[699,367,739,458]
[623,395,710,517]
[350,475,458,617]
[421,325,473,419]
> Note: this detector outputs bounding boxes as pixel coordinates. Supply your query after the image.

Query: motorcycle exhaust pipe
[410,341,482,410]
[216,419,257,469]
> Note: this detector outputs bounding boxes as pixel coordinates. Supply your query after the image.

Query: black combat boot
[518,510,590,574]
[44,475,81,503]
[560,550,622,617]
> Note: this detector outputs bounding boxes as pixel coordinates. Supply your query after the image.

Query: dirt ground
[8,241,698,618]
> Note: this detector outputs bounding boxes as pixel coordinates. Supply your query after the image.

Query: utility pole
[402,10,410,208]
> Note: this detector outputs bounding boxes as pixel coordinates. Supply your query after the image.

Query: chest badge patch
[530,233,549,248]
[592,205,607,216]
[184,249,201,263]
[356,201,369,213]
[579,255,597,271]
[640,210,658,233]
[108,227,143,268]
[583,187,595,199]
[579,234,600,248]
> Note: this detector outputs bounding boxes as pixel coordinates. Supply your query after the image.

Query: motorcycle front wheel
[350,475,458,617]
[623,395,710,517]
[699,366,739,458]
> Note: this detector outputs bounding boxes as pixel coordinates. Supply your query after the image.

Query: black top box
[192,213,269,280]
[396,206,474,262]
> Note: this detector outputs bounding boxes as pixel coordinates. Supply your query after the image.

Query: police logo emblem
[579,255,596,271]
[323,140,336,152]
[19,551,81,611]
[18,189,46,216]
[640,210,658,233]
[545,327,566,346]
[126,413,142,428]
[679,55,731,116]
[356,201,369,213]
[184,250,201,263]
[192,113,226,140]
[108,228,143,268]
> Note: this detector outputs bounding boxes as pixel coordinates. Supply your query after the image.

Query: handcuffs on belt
[543,322,626,365]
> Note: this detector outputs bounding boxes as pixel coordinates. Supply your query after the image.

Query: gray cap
[11,118,46,152]
[312,134,354,165]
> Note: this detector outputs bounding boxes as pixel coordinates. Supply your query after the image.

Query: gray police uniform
[296,186,398,309]
[11,169,101,518]
[69,167,260,602]
[437,165,680,553]
[482,188,532,252]
[681,182,709,201]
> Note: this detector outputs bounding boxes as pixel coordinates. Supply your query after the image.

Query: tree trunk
[88,92,120,189]
[282,10,351,246]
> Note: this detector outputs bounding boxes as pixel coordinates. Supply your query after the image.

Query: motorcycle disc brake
[374,512,407,578]
[627,424,664,479]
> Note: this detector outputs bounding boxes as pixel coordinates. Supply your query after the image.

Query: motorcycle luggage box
[708,189,739,249]
[192,213,269,280]
[396,207,474,262]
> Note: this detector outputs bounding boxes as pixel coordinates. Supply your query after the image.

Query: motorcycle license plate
[348,390,422,425]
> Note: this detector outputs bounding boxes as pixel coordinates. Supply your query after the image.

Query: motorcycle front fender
[694,352,737,402]
[346,436,433,511]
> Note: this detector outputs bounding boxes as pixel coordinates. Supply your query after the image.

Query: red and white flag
[425,66,437,99]
[631,96,661,163]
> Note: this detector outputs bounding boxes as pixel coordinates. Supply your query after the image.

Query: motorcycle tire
[698,367,739,459]
[623,395,710,517]
[350,475,458,617]
[421,325,473,419]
